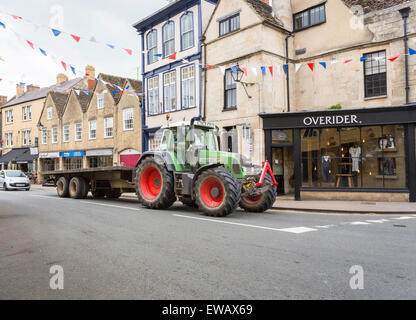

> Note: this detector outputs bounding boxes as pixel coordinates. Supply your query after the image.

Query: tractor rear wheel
[136,157,176,209]
[195,168,241,217]
[240,174,277,213]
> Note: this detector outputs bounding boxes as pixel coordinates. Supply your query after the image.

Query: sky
[0,0,169,100]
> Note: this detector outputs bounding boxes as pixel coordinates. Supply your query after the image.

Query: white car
[0,170,31,191]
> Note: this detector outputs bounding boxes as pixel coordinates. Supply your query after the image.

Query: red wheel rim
[243,195,262,204]
[140,166,162,200]
[201,178,224,208]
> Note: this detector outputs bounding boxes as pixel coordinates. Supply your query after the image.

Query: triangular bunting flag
[360,56,368,62]
[39,48,47,56]
[124,48,133,56]
[83,91,89,95]
[71,35,81,43]
[61,61,67,71]
[70,66,76,75]
[331,60,339,65]
[168,52,177,60]
[231,66,238,74]
[0,21,5,29]
[125,85,130,90]
[12,15,22,20]
[111,90,117,95]
[295,63,302,72]
[51,29,61,37]
[261,66,266,75]
[242,67,247,76]
[206,65,214,70]
[26,40,34,49]
[344,59,353,64]
[283,64,288,74]
[154,53,162,57]
[107,44,115,49]
[75,90,80,95]
[409,48,416,56]
[220,66,226,75]
[269,66,273,76]
[319,62,327,69]
[251,67,258,76]
[389,55,400,62]
[89,36,97,42]
[19,82,26,87]
[307,63,314,71]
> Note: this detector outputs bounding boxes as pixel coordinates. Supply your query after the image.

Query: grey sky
[0,0,168,99]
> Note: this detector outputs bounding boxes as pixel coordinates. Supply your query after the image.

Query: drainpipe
[285,34,293,112]
[202,36,207,121]
[399,7,411,104]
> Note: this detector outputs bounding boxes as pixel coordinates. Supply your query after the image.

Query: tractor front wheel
[136,157,176,209]
[195,168,241,217]
[240,174,277,213]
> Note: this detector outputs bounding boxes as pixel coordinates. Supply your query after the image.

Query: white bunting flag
[251,67,258,77]
[295,63,302,72]
[219,66,226,75]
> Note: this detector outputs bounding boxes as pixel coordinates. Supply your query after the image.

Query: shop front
[261,105,416,202]
[86,149,114,168]
[62,151,84,170]
[39,152,60,172]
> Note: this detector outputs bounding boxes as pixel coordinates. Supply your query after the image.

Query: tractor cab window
[160,128,176,152]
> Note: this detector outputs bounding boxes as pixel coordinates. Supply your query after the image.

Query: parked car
[0,170,31,191]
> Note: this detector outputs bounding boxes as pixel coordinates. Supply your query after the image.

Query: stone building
[37,67,142,180]
[0,95,8,156]
[203,0,416,202]
[0,74,85,172]
[133,0,218,151]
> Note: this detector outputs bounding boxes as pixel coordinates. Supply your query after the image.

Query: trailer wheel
[136,157,176,209]
[57,177,69,198]
[195,168,241,217]
[69,177,85,199]
[240,174,277,213]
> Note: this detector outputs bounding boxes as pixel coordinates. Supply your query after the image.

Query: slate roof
[342,0,410,14]
[127,78,143,94]
[1,77,82,109]
[99,73,126,105]
[76,91,93,113]
[245,0,283,28]
[49,92,70,118]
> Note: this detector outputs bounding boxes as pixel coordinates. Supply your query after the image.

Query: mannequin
[322,155,331,181]
[349,144,361,172]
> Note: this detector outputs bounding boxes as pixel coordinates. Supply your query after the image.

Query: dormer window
[219,13,240,36]
[294,4,326,31]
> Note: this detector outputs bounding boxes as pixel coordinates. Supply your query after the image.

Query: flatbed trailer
[40,166,137,199]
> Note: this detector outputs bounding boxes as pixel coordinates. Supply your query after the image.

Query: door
[272,148,285,195]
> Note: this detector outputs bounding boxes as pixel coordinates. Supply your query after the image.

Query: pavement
[34,184,416,214]
[1,186,416,299]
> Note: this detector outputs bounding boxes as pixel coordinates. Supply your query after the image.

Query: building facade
[37,69,142,180]
[0,74,85,173]
[203,0,416,202]
[133,0,217,151]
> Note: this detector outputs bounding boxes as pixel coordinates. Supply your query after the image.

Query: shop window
[301,125,406,189]
[89,156,112,168]
[64,158,83,170]
[272,130,293,145]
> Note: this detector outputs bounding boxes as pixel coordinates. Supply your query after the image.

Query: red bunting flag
[26,40,34,49]
[124,48,133,56]
[344,59,353,64]
[206,65,214,70]
[389,55,400,62]
[308,63,314,71]
[61,61,67,71]
[269,66,273,76]
[85,73,90,76]
[168,52,177,60]
[71,35,81,43]
[0,78,2,82]
[242,67,247,76]
[12,15,22,20]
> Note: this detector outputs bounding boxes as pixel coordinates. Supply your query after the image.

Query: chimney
[56,73,68,84]
[16,84,25,98]
[0,96,7,107]
[85,65,96,90]
[27,85,40,93]
[272,0,293,32]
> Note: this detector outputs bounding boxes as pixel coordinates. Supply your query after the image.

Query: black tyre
[3,183,9,191]
[105,189,121,199]
[195,168,241,217]
[136,157,176,209]
[180,197,197,208]
[240,174,277,213]
[57,177,69,198]
[69,177,85,199]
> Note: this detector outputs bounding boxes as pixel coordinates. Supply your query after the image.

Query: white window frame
[22,106,32,121]
[181,12,194,50]
[164,70,177,112]
[147,30,158,64]
[63,125,70,143]
[5,110,13,124]
[41,129,47,145]
[163,22,175,58]
[181,65,195,109]
[97,93,104,109]
[104,117,114,138]
[47,106,53,120]
[52,127,58,144]
[89,120,97,140]
[148,76,160,115]
[5,132,13,147]
[123,108,134,131]
[22,130,31,146]
[75,123,82,141]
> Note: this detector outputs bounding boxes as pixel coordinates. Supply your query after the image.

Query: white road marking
[393,217,415,220]
[173,214,317,234]
[350,221,371,225]
[315,225,336,229]
[366,219,390,223]
[30,195,142,212]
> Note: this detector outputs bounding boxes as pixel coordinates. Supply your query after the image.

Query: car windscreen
[5,171,26,178]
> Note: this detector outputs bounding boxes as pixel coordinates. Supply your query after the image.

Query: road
[0,187,415,300]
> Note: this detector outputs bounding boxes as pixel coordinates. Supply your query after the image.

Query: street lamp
[231,62,253,99]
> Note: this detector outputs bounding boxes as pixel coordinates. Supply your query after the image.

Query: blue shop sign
[61,151,84,158]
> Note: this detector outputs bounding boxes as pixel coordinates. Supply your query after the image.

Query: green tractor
[135,119,277,217]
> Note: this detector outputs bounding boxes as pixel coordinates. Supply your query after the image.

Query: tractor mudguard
[136,151,176,172]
